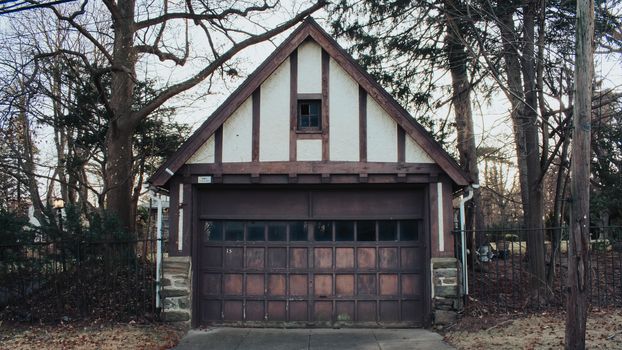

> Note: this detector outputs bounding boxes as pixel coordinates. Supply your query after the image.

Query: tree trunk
[444,0,484,247]
[547,130,570,286]
[16,94,49,226]
[565,0,594,348]
[498,10,530,223]
[522,0,547,302]
[104,125,134,233]
[105,0,138,232]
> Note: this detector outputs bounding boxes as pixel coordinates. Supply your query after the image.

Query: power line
[0,0,77,15]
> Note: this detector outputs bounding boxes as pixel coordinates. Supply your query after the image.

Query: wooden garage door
[197,218,426,327]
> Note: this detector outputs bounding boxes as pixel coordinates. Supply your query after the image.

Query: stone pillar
[431,257,462,327]
[161,256,192,323]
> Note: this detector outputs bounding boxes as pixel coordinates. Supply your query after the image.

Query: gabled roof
[149,17,471,187]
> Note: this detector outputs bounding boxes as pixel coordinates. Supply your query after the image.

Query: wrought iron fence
[0,238,162,323]
[455,226,622,313]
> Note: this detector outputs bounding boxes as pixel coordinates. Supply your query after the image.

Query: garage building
[150,18,471,328]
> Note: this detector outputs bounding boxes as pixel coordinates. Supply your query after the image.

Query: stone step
[161,310,190,322]
[160,288,189,298]
[163,260,190,269]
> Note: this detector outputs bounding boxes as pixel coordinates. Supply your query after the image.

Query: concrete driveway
[173,328,455,350]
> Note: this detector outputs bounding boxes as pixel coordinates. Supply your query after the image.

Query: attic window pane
[297,100,321,131]
[301,103,310,115]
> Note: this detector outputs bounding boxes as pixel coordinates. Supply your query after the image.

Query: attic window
[297,100,321,131]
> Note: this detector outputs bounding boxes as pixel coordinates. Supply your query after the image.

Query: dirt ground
[444,308,622,349]
[0,321,185,350]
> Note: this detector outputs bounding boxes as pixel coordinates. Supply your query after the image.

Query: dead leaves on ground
[0,322,185,350]
[444,309,622,349]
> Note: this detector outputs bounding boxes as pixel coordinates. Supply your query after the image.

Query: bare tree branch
[133,0,326,122]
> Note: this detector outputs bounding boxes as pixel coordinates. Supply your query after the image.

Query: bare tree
[18,0,325,230]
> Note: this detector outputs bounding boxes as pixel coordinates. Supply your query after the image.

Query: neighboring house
[150,18,471,328]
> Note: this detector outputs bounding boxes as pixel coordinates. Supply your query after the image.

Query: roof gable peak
[150,17,470,187]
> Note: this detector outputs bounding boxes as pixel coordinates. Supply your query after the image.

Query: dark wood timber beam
[182,161,442,176]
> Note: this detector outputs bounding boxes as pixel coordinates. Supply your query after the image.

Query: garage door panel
[223,300,243,321]
[202,300,221,321]
[314,301,333,321]
[202,273,222,296]
[311,190,424,219]
[224,248,244,268]
[379,248,399,269]
[401,274,422,296]
[268,248,287,268]
[402,300,423,322]
[335,275,354,296]
[357,301,376,322]
[357,274,377,295]
[223,274,244,295]
[379,274,398,296]
[202,247,222,268]
[314,248,333,269]
[400,247,424,269]
[289,301,308,321]
[357,248,376,269]
[289,274,308,296]
[246,274,265,296]
[267,301,286,321]
[290,248,308,268]
[314,274,333,296]
[335,301,355,322]
[268,274,286,296]
[201,189,310,219]
[245,247,265,269]
[335,248,354,269]
[379,301,400,321]
[246,301,265,321]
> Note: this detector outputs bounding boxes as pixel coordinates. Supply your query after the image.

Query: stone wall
[161,256,192,323]
[431,257,462,327]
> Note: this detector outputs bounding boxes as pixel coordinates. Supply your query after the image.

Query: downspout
[150,190,164,309]
[459,184,478,296]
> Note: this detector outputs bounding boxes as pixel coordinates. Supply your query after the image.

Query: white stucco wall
[297,40,322,94]
[222,98,253,162]
[405,135,435,163]
[329,58,359,161]
[367,97,397,162]
[259,59,290,161]
[296,139,322,161]
[187,134,215,164]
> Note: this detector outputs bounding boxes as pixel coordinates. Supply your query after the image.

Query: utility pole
[565,0,594,349]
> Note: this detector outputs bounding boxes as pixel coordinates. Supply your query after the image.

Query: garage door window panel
[378,221,397,241]
[335,221,354,241]
[314,221,333,241]
[357,221,376,241]
[204,221,223,241]
[225,222,244,241]
[400,220,420,241]
[267,222,287,241]
[247,222,265,241]
[290,221,308,241]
